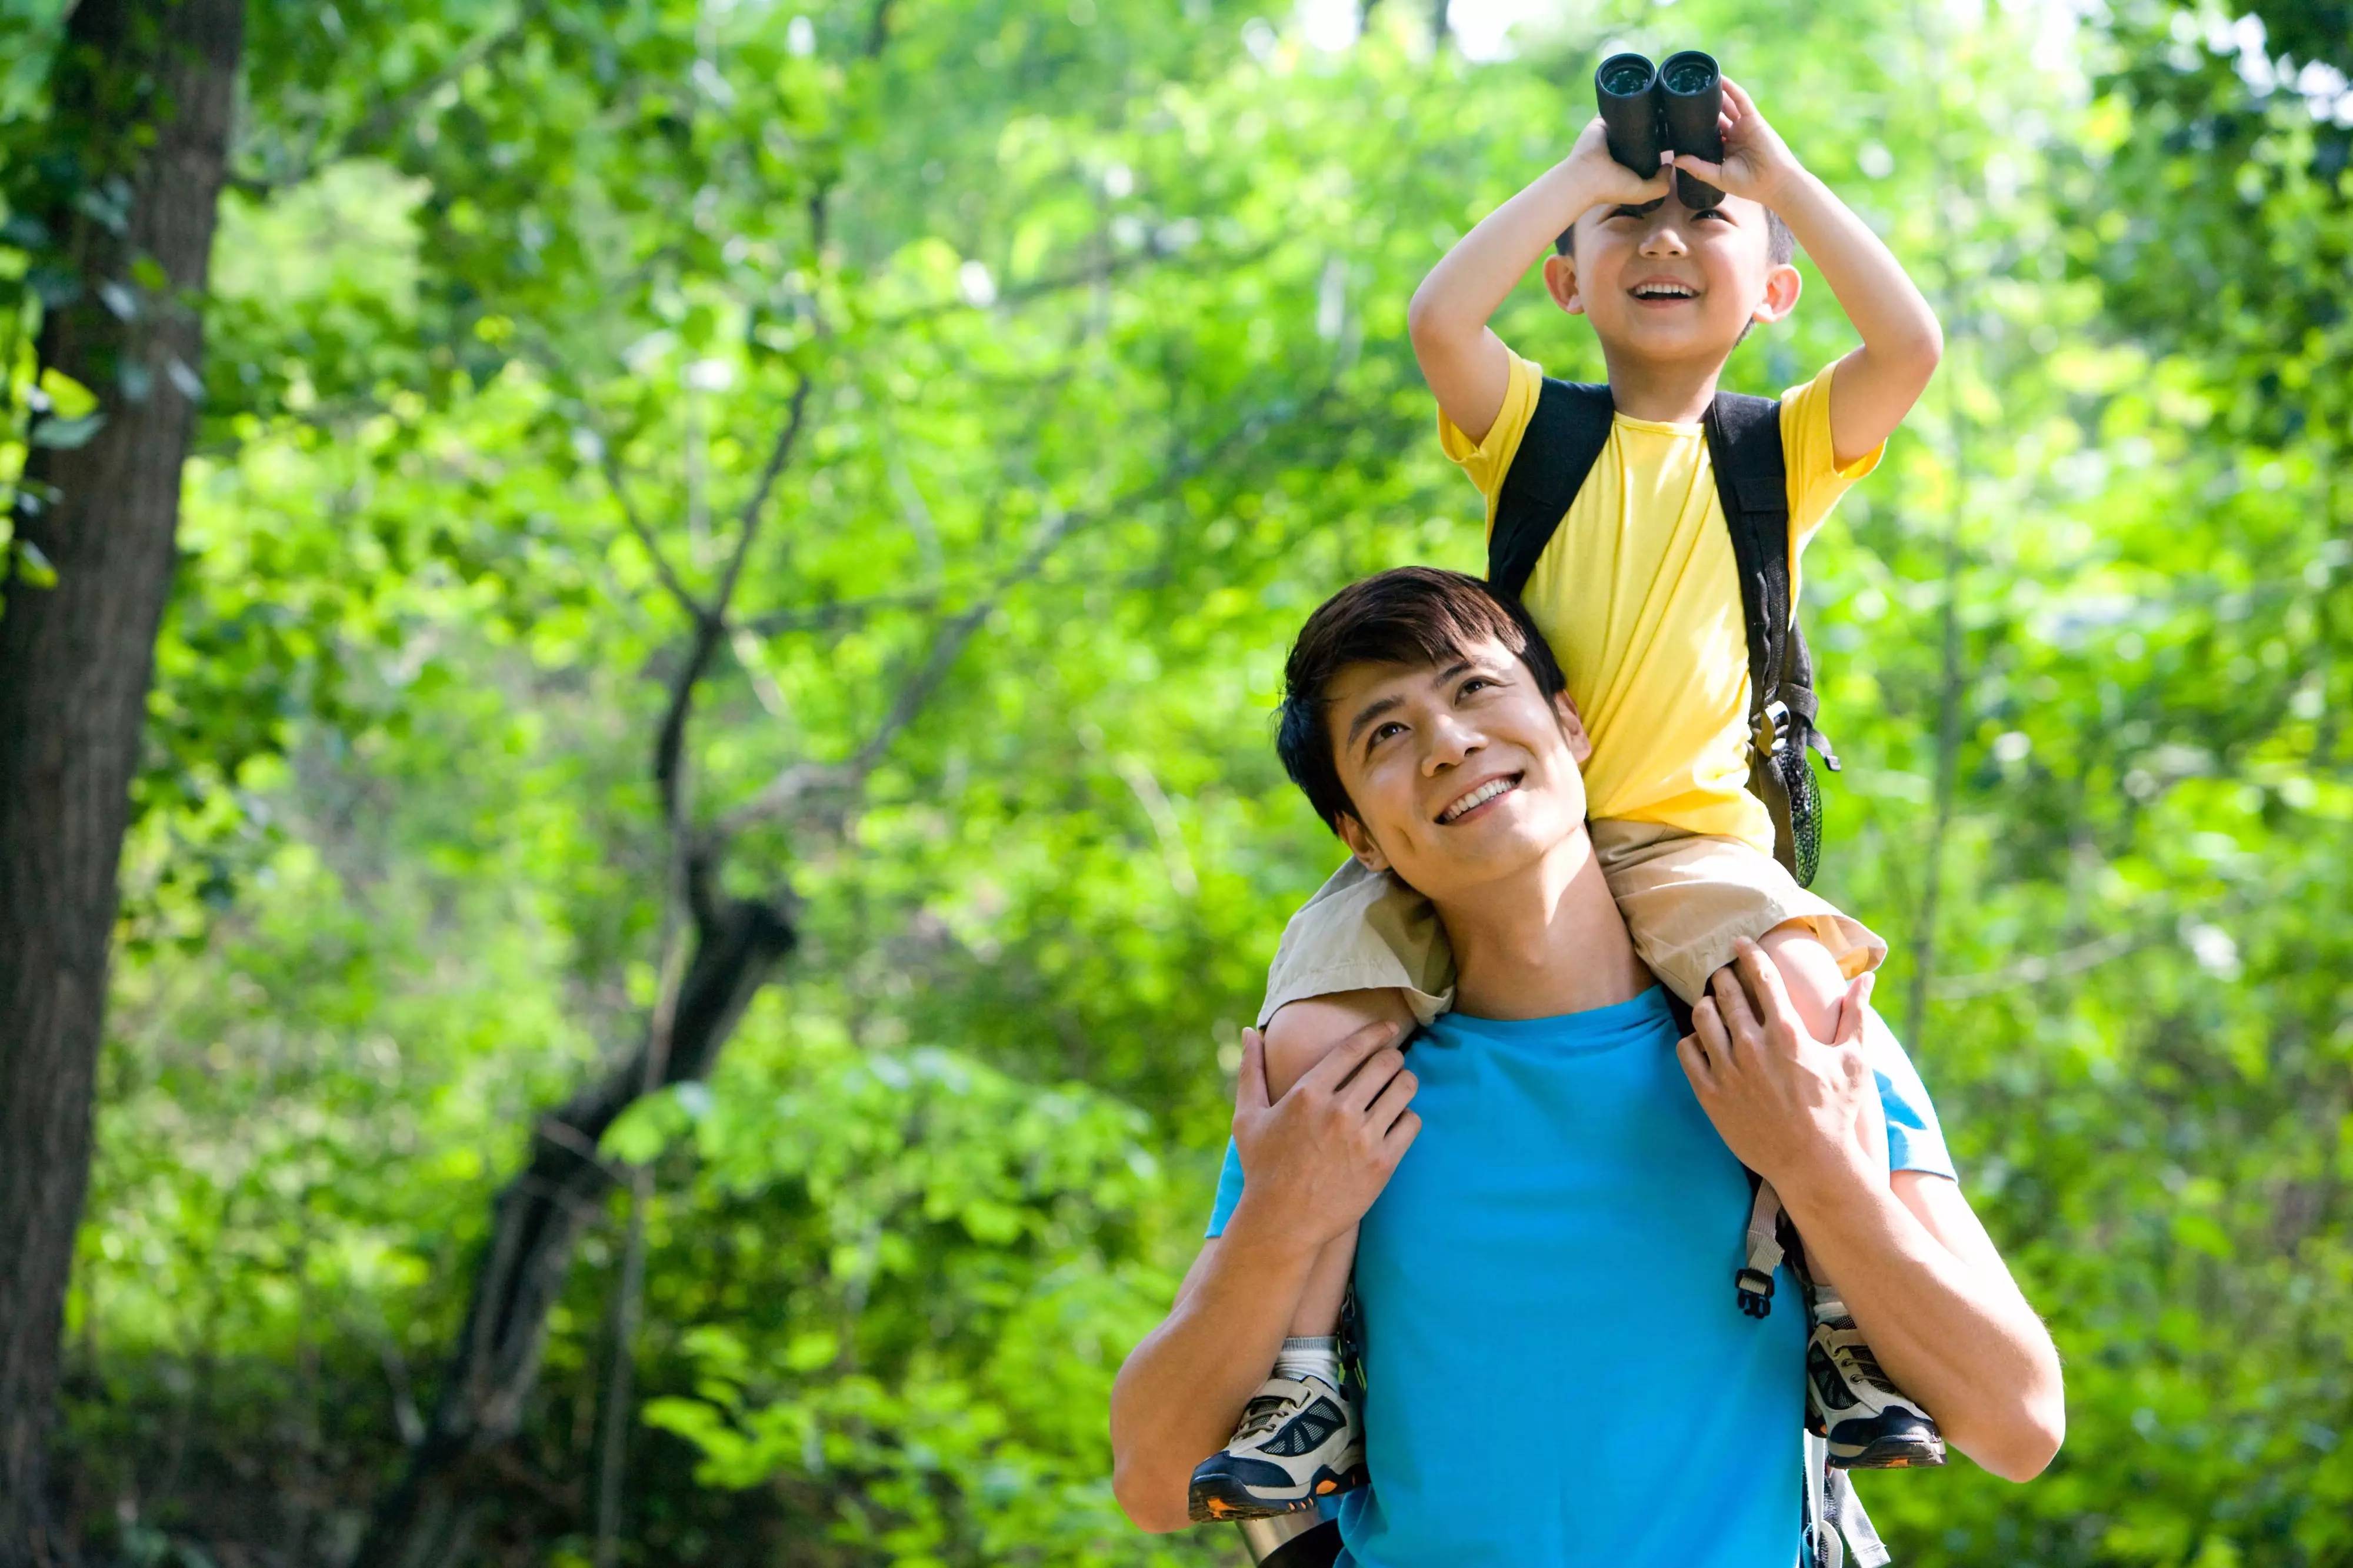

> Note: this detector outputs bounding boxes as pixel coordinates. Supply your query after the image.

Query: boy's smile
[1628,271,1703,308]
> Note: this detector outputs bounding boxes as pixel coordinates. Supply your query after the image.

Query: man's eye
[1369,721,1405,748]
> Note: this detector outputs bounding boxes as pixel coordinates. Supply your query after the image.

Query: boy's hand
[1561,114,1673,218]
[1668,78,1805,209]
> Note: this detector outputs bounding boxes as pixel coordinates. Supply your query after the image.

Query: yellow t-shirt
[1438,351,1882,855]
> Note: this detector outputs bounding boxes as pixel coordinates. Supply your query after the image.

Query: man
[1110,568,2062,1565]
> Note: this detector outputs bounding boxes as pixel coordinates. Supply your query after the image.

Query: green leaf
[31,413,104,449]
[13,540,57,589]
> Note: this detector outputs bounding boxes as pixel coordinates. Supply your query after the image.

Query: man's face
[1325,638,1593,905]
[1546,191,1797,367]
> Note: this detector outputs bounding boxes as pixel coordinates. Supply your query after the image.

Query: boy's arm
[1407,117,1670,445]
[1672,78,1944,467]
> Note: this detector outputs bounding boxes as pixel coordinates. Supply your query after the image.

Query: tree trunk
[0,4,244,1565]
[349,870,796,1568]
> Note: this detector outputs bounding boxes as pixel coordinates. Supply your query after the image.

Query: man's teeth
[1440,778,1515,822]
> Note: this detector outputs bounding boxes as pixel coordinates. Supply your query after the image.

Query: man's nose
[1421,715,1484,772]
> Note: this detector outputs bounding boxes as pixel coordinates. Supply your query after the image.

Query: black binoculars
[1594,50,1724,211]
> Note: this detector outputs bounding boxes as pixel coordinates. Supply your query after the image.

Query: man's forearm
[1768,170,1941,360]
[1110,1197,1323,1532]
[1777,1170,2062,1481]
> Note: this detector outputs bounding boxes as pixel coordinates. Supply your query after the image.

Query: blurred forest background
[1,0,2349,1563]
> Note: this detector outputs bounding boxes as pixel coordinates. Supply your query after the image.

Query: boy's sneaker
[1187,1370,1367,1522]
[1805,1291,1946,1469]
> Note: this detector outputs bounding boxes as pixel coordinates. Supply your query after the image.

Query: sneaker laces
[1819,1330,1897,1396]
[1234,1390,1302,1444]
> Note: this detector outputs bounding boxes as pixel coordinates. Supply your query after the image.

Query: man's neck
[1596,346,1725,425]
[1429,827,1652,1020]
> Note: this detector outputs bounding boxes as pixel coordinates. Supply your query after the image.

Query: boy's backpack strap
[1703,391,1837,886]
[1486,379,1616,602]
[1701,391,1793,724]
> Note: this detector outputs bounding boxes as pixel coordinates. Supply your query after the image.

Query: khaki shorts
[1257,819,1886,1027]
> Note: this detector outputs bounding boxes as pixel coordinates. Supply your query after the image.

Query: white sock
[1274,1335,1343,1389]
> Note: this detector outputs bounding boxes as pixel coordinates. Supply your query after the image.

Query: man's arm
[1794,1167,2063,1482]
[1678,946,2064,1483]
[1671,78,1943,466]
[1111,1213,1319,1532]
[1111,1019,1419,1532]
[1405,116,1669,445]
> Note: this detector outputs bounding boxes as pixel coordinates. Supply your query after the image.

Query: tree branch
[866,236,1283,333]
[227,3,542,195]
[652,373,815,830]
[595,433,709,626]
[1927,928,2145,1001]
[716,397,1304,838]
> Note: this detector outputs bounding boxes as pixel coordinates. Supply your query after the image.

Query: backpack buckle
[1757,697,1792,757]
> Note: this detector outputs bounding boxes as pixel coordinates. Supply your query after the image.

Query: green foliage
[40,0,2353,1564]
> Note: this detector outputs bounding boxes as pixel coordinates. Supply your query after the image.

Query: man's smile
[1436,772,1522,824]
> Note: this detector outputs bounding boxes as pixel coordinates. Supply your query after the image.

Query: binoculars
[1594,50,1725,211]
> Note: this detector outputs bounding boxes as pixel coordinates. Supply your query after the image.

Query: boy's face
[1545,191,1799,369]
[1325,636,1593,905]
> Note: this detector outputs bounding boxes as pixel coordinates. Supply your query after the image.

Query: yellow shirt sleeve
[1437,350,1544,531]
[1778,360,1885,560]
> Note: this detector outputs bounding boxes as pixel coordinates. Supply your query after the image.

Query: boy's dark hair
[1275,567,1568,833]
[1552,206,1795,265]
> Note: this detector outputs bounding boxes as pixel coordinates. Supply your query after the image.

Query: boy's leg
[1588,820,1942,1471]
[1194,855,1442,1522]
[1264,990,1418,1339]
[1734,922,1947,1470]
[1189,987,1413,1522]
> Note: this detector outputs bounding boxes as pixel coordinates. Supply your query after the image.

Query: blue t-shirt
[1205,986,1954,1568]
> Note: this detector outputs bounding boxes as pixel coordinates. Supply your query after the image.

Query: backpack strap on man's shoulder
[1487,378,1615,602]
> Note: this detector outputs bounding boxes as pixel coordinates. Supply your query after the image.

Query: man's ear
[1542,251,1587,317]
[1750,259,1801,326]
[1553,689,1594,765]
[1335,811,1391,873]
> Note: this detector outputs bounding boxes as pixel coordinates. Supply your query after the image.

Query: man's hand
[1229,1017,1421,1249]
[1677,946,2066,1482]
[1667,78,1805,208]
[1675,940,1882,1202]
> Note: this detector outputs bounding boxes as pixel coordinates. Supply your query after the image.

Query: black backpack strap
[1703,392,1839,768]
[1705,391,1843,886]
[1701,391,1794,727]
[1486,379,1616,602]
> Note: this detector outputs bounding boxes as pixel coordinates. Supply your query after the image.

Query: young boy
[1189,79,1950,1520]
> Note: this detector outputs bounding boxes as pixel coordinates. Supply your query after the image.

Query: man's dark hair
[1275,567,1568,833]
[1552,205,1795,265]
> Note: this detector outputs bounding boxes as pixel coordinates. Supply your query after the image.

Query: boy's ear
[1542,251,1587,317]
[1552,689,1594,765]
[1335,811,1391,873]
[1749,260,1801,327]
